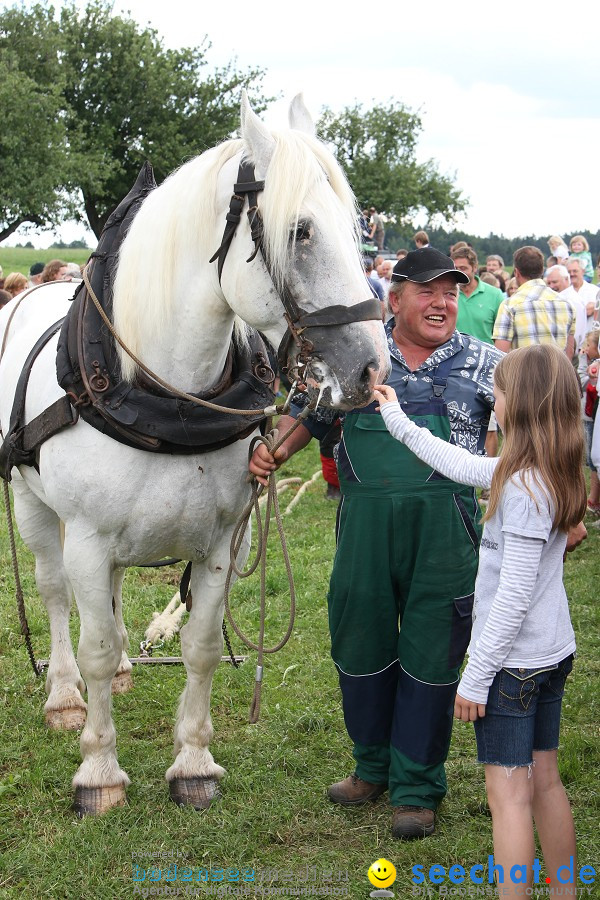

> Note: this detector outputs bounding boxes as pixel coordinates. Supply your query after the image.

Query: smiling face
[389,275,459,354]
[368,858,397,889]
[546,269,569,292]
[566,261,584,289]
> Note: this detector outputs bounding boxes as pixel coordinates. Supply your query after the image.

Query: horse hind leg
[11,475,87,730]
[111,568,134,694]
[63,534,129,815]
[165,548,239,810]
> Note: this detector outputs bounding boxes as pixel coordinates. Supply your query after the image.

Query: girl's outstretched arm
[373,386,495,489]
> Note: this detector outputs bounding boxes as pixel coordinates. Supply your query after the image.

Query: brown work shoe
[328,773,388,806]
[391,805,435,839]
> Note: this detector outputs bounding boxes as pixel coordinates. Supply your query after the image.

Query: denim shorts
[474,654,574,767]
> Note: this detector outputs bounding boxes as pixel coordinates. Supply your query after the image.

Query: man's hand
[247,415,313,486]
[454,693,486,722]
[373,384,398,406]
[248,440,289,486]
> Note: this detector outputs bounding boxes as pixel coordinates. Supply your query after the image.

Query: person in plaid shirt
[493,246,575,358]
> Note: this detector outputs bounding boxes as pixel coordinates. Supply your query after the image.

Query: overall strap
[430,354,455,399]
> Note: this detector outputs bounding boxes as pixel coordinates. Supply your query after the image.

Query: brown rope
[82,266,280,418]
[223,413,312,723]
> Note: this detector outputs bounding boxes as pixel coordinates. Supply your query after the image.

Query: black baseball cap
[29,262,44,276]
[391,247,469,285]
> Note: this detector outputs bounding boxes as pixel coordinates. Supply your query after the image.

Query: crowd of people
[0,258,83,308]
[365,234,600,514]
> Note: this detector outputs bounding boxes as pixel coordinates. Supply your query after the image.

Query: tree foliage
[0,1,270,240]
[317,101,467,228]
[0,6,76,242]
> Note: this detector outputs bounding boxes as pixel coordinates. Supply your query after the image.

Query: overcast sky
[9,0,600,246]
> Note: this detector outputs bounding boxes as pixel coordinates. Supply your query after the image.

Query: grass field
[0,247,91,279]
[0,439,598,900]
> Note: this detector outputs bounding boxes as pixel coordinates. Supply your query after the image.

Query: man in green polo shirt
[451,246,504,462]
[451,246,504,344]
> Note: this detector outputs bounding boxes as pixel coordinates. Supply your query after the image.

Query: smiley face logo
[367,858,397,889]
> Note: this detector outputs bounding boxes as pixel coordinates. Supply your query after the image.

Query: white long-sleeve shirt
[380,401,576,705]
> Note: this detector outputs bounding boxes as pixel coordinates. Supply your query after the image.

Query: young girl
[569,235,594,282]
[374,343,585,898]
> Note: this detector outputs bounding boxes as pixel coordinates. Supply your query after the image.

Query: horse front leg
[166,537,247,809]
[63,534,129,816]
[11,476,87,730]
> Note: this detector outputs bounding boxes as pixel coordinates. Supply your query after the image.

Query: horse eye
[291,221,311,243]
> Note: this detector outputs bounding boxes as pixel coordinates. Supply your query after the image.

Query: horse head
[112,94,389,409]
[219,92,390,409]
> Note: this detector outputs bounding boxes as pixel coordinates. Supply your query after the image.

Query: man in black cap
[29,262,44,286]
[249,248,502,839]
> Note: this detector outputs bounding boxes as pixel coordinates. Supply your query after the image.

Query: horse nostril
[361,360,378,386]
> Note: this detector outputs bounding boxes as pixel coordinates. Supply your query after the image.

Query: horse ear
[240,89,275,175]
[288,93,316,136]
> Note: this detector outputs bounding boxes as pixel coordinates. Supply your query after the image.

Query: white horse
[0,94,389,815]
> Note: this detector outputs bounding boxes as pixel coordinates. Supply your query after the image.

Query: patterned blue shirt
[291,320,503,455]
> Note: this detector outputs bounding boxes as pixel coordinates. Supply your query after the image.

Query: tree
[0,6,77,242]
[0,1,271,240]
[317,102,467,228]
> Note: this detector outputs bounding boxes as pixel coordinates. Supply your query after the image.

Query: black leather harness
[0,319,77,479]
[0,154,380,481]
[0,163,275,480]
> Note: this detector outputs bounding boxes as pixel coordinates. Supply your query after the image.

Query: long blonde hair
[485,344,586,531]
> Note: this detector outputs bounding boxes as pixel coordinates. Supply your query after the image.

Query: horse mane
[112,128,360,381]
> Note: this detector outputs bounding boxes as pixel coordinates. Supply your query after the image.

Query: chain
[2,480,41,677]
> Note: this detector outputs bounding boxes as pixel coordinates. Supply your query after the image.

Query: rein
[222,410,315,723]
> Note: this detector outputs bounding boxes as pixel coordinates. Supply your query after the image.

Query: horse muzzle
[280,313,389,410]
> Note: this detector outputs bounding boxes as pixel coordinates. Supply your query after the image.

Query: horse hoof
[111,671,134,694]
[169,776,220,810]
[73,784,127,817]
[45,707,87,730]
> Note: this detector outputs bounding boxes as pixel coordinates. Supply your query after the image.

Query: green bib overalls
[329,356,482,809]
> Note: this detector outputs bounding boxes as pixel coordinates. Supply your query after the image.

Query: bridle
[209,160,382,380]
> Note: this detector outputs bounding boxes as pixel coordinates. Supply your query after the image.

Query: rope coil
[223,411,313,723]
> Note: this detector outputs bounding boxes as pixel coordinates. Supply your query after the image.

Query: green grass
[0,247,91,279]
[0,443,598,899]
